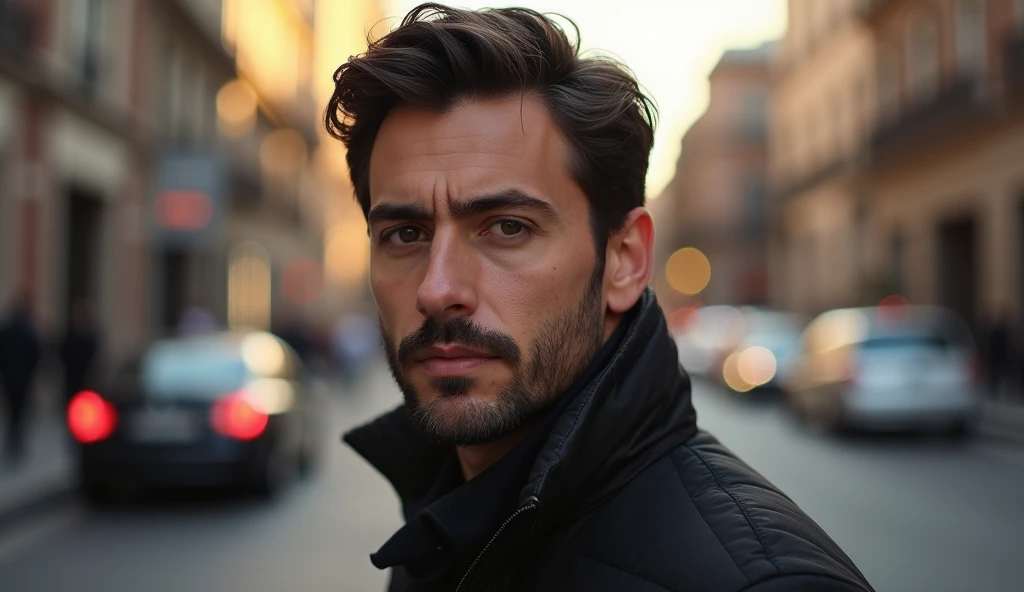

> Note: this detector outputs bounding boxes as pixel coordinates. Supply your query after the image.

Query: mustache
[397,316,522,368]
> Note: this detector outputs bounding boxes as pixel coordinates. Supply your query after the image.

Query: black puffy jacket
[348,291,874,591]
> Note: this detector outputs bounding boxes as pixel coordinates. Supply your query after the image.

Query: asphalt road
[0,365,1022,592]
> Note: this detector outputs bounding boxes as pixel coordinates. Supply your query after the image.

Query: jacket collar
[344,288,697,530]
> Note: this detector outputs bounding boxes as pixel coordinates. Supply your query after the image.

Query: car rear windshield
[859,333,958,352]
[142,340,248,399]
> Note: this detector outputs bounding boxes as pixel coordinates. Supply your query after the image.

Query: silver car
[784,306,979,434]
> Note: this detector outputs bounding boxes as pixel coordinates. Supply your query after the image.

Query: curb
[0,478,77,534]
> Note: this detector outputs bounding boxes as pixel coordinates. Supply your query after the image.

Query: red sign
[155,190,213,231]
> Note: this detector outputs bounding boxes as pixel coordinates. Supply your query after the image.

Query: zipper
[454,496,539,592]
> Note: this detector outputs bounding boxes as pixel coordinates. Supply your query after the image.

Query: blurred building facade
[768,0,876,315]
[769,0,1024,335]
[861,0,1024,335]
[0,0,381,375]
[656,43,772,311]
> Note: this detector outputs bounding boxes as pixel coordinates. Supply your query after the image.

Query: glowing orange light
[665,248,712,295]
[68,391,118,444]
[737,347,777,387]
[723,353,754,393]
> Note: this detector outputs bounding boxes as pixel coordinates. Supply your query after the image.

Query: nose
[415,232,478,322]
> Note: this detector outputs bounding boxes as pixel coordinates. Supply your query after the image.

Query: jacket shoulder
[567,431,872,592]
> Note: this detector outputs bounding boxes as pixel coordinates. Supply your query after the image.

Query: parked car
[69,331,322,502]
[716,308,807,393]
[673,305,743,377]
[783,305,979,434]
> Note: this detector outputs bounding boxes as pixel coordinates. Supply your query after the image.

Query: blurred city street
[0,363,1022,592]
[0,361,404,592]
[2,0,1024,590]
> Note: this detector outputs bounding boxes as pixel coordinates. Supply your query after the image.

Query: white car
[784,306,979,434]
[673,305,743,377]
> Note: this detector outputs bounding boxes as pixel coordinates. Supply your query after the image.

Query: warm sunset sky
[385,0,787,199]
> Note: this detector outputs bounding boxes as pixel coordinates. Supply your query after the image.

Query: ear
[604,207,654,313]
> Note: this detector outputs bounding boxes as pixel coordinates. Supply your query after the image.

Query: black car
[69,331,322,502]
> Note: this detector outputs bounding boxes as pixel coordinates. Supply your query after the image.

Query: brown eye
[496,220,525,236]
[387,226,424,244]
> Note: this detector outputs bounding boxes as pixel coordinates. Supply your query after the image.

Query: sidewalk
[0,415,75,526]
[977,398,1024,445]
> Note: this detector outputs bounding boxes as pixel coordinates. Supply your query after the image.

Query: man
[329,5,874,591]
[0,295,42,463]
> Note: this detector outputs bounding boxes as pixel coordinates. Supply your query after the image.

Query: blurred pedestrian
[330,6,874,592]
[59,299,100,405]
[0,295,43,464]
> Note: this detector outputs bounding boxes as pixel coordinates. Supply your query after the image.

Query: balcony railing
[773,153,856,203]
[869,77,993,167]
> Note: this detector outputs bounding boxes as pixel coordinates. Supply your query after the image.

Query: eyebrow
[449,189,558,220]
[366,203,432,224]
[367,189,559,224]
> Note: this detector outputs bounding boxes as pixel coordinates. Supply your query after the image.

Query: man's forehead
[368,96,574,212]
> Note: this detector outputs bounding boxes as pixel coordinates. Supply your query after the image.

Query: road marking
[0,503,83,566]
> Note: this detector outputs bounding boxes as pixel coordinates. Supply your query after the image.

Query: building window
[742,89,767,139]
[955,0,987,80]
[878,42,901,122]
[66,0,109,96]
[907,10,941,103]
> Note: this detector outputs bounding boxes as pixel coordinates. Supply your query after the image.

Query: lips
[413,345,500,377]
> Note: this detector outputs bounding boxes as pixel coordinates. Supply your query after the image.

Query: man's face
[368,96,607,445]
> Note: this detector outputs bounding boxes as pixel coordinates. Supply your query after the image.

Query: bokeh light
[216,79,258,137]
[665,247,712,295]
[722,352,754,392]
[737,346,777,387]
[326,218,370,286]
[260,128,308,177]
[240,332,287,377]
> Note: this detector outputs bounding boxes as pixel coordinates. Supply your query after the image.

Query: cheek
[370,266,421,335]
[480,237,595,344]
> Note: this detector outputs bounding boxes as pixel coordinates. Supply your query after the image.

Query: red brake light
[68,390,118,444]
[210,392,268,441]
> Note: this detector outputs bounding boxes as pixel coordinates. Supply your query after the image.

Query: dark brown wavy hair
[325,2,657,245]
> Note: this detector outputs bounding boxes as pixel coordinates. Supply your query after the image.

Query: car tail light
[68,390,118,444]
[210,391,268,441]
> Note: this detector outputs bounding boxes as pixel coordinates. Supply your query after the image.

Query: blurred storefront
[0,0,383,376]
[655,43,772,311]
